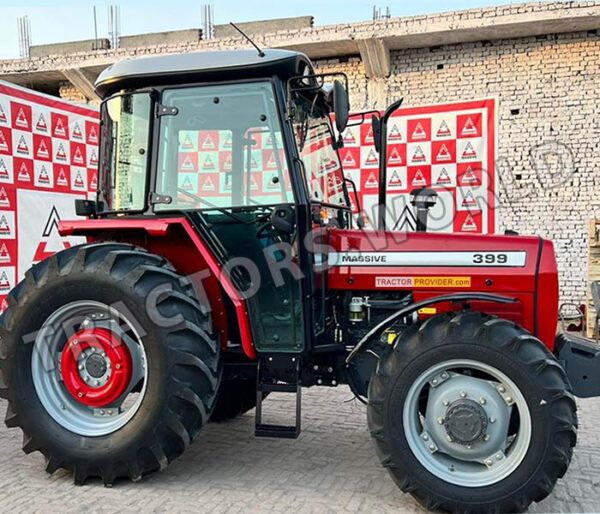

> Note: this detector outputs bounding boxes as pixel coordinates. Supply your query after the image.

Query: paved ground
[0,388,599,513]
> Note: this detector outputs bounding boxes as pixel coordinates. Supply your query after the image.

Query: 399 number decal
[473,253,509,265]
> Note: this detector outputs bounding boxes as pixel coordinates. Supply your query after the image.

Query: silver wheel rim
[31,300,148,437]
[402,359,531,487]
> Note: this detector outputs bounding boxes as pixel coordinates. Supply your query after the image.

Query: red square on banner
[198,173,219,196]
[457,113,483,138]
[51,112,69,139]
[70,142,87,167]
[454,210,482,233]
[457,162,483,187]
[85,120,99,145]
[339,147,360,169]
[53,164,71,189]
[14,157,33,184]
[360,169,379,192]
[0,239,17,266]
[360,123,375,146]
[387,144,406,167]
[407,165,431,189]
[179,152,198,173]
[407,118,431,142]
[33,134,52,162]
[431,140,456,165]
[0,127,13,155]
[246,172,263,194]
[88,169,98,191]
[219,151,233,172]
[10,102,32,131]
[262,149,282,171]
[198,131,219,151]
[0,184,16,210]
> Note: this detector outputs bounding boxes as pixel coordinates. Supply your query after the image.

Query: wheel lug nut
[441,372,448,379]
[437,417,444,425]
[100,410,105,415]
[496,453,503,460]
[483,434,490,442]
[447,435,453,442]
[485,459,493,466]
[95,381,100,386]
[78,365,83,371]
[115,364,121,370]
[443,400,449,406]
[460,391,467,398]
[479,397,486,405]
[490,417,496,423]
[429,445,436,451]
[422,434,429,441]
[432,379,438,385]
[506,396,513,403]
[77,392,83,397]
[498,386,506,393]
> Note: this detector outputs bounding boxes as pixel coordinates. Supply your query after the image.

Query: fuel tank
[326,229,559,350]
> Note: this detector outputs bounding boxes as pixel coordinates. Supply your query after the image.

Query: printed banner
[339,99,497,234]
[0,80,99,310]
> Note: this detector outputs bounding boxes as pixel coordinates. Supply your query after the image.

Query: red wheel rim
[60,327,133,408]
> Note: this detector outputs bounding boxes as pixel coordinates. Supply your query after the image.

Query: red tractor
[0,48,596,512]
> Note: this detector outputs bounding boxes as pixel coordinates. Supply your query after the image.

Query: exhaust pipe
[410,188,438,232]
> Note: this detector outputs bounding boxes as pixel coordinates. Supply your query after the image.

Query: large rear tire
[368,311,577,513]
[0,242,220,485]
[210,378,258,422]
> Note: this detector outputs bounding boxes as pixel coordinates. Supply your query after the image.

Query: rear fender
[59,217,256,359]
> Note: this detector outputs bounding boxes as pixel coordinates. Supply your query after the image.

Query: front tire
[0,242,220,485]
[367,311,577,513]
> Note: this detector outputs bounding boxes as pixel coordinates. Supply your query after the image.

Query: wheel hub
[85,353,108,379]
[444,399,489,445]
[60,327,133,408]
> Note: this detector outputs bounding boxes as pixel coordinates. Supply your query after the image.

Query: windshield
[291,92,348,207]
[155,81,293,211]
[99,93,152,211]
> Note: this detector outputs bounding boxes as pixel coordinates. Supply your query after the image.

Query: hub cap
[60,327,133,408]
[444,399,489,445]
[32,301,148,437]
[402,359,531,488]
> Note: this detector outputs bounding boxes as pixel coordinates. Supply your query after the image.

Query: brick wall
[312,32,600,305]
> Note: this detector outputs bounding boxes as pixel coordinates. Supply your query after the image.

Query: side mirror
[75,199,97,218]
[333,80,350,133]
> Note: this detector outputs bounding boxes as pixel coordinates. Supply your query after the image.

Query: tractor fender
[346,292,517,363]
[59,217,256,359]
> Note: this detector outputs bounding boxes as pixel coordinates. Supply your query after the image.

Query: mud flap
[556,332,600,398]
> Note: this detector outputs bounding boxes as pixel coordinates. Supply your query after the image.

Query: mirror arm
[376,98,404,231]
[344,177,365,229]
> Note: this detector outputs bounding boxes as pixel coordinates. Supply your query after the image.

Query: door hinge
[148,192,173,205]
[155,104,179,117]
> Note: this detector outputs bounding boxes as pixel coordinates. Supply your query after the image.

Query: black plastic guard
[556,332,600,398]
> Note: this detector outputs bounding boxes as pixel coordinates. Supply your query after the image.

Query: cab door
[153,80,306,353]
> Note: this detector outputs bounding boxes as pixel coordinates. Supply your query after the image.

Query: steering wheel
[256,206,295,239]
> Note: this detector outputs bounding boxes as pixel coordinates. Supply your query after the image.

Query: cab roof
[95,49,313,97]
